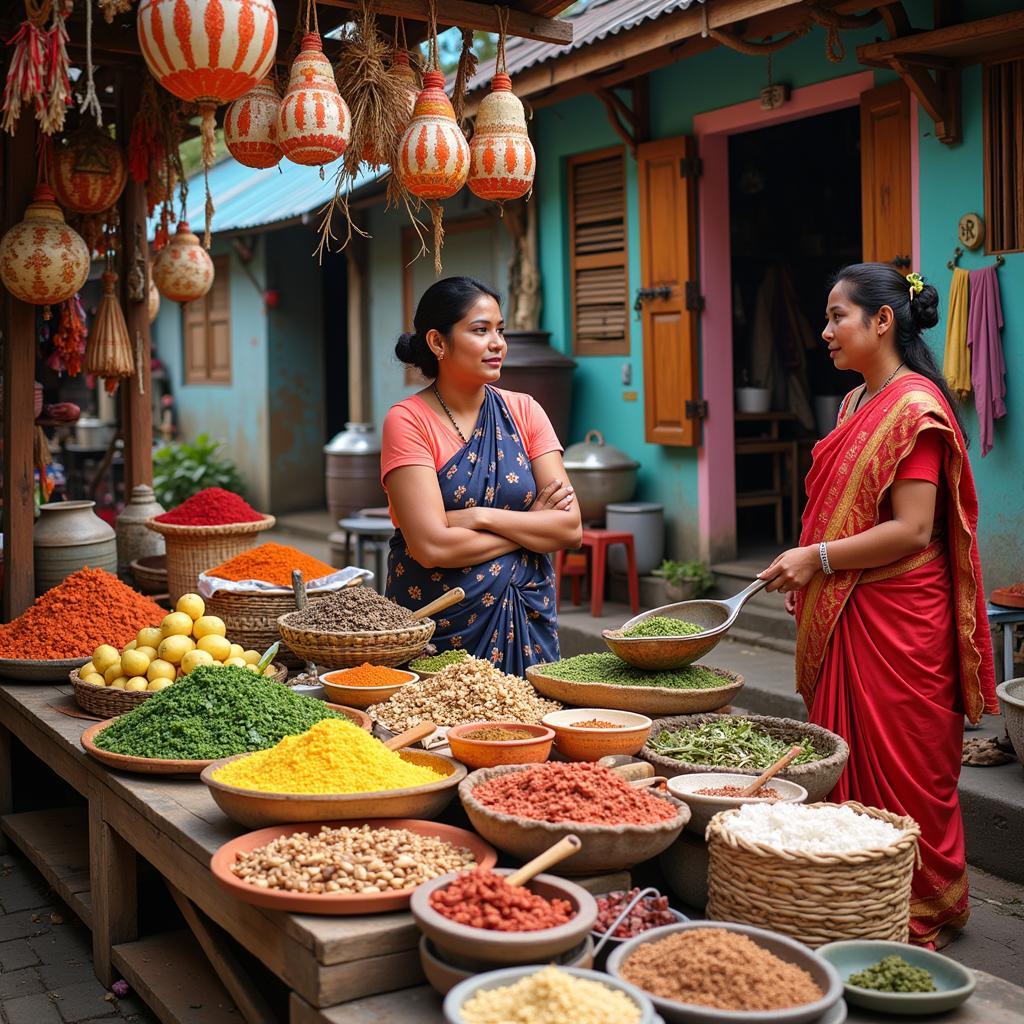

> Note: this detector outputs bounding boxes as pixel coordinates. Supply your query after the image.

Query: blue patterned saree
[385,387,559,675]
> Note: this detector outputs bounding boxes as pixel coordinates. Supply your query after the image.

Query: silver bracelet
[819,541,833,576]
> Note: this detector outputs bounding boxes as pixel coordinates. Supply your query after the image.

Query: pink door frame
[692,70,919,563]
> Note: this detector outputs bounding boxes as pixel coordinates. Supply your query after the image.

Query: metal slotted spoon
[602,579,768,670]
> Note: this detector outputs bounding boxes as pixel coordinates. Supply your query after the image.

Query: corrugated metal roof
[169,157,384,236]
[467,0,700,92]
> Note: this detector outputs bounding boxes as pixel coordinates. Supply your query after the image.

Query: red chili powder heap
[429,868,574,932]
[155,487,264,527]
[0,568,164,659]
[471,762,679,826]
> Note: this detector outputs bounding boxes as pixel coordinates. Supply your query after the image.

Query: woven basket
[129,554,167,595]
[145,516,276,603]
[70,664,289,719]
[641,713,850,803]
[277,611,435,670]
[206,589,334,669]
[706,800,920,947]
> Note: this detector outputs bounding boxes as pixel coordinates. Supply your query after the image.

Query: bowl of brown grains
[665,772,808,834]
[606,921,843,1023]
[542,708,653,761]
[446,722,555,770]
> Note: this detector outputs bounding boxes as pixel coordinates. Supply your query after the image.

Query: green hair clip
[906,272,924,298]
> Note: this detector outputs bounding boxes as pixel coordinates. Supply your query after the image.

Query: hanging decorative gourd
[0,185,89,315]
[148,278,161,323]
[52,128,128,214]
[85,269,135,391]
[225,77,282,169]
[397,70,469,200]
[468,74,535,202]
[278,31,350,168]
[152,221,214,304]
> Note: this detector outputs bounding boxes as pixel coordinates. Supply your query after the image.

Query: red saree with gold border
[795,373,998,946]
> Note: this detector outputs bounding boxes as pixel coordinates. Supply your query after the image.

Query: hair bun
[394,330,439,378]
[395,331,418,362]
[912,282,940,331]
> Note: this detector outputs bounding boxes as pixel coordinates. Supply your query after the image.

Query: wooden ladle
[410,586,466,621]
[384,720,438,751]
[505,835,582,886]
[740,745,804,797]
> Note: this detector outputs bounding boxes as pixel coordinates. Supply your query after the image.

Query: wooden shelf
[111,931,240,1024]
[1,808,92,928]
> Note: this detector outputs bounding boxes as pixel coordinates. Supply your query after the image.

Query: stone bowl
[446,722,554,770]
[458,764,689,875]
[541,708,652,761]
[666,772,808,834]
[996,678,1024,767]
[641,713,849,803]
[411,867,597,965]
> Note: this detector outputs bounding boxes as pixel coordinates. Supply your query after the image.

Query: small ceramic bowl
[319,667,417,708]
[817,939,976,1016]
[446,722,555,770]
[542,708,653,761]
[666,771,808,834]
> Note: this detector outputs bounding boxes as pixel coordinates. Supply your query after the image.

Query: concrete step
[272,509,335,541]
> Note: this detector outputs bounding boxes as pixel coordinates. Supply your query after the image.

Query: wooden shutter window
[568,147,629,356]
[984,59,1024,254]
[183,255,232,384]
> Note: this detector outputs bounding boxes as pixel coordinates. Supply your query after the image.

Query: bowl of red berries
[591,888,688,968]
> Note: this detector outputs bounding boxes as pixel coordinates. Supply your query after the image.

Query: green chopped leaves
[542,653,730,690]
[649,718,820,769]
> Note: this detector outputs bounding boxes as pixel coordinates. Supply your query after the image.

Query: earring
[437,351,444,361]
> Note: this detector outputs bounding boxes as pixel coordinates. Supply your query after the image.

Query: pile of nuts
[369,657,561,732]
[229,824,478,894]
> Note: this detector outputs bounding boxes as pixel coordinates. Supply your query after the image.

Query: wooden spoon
[505,835,582,886]
[739,745,804,797]
[291,569,318,677]
[629,776,668,790]
[410,587,466,622]
[384,720,438,751]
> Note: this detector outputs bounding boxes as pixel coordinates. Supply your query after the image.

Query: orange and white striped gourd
[225,77,282,169]
[396,70,469,199]
[468,73,534,202]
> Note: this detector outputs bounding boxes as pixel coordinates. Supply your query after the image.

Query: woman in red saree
[759,263,998,948]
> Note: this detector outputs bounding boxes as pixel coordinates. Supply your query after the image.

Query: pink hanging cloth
[966,265,1006,457]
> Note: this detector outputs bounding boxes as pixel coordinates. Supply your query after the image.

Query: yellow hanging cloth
[943,267,971,397]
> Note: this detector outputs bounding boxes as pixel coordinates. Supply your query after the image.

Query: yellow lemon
[158,635,194,665]
[262,665,277,677]
[197,634,231,661]
[125,677,149,692]
[92,644,119,674]
[122,639,138,653]
[181,649,214,674]
[244,663,260,673]
[81,661,96,677]
[161,611,194,638]
[103,661,124,684]
[147,659,176,682]
[136,627,163,650]
[136,645,159,662]
[224,657,247,668]
[176,593,206,620]
[121,649,151,678]
[147,678,173,692]
[241,649,261,665]
[108,677,127,690]
[192,615,226,640]
[82,673,105,686]
[228,644,245,661]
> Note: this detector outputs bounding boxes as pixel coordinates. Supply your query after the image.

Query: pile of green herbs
[649,718,820,769]
[410,650,470,672]
[849,956,937,993]
[542,653,729,690]
[94,665,340,760]
[622,616,704,638]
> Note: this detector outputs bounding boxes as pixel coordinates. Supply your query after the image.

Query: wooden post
[0,725,12,853]
[2,119,40,621]
[119,84,153,490]
[346,236,371,423]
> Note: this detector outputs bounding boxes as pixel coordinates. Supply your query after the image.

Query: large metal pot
[563,430,639,524]
[74,417,114,448]
[324,422,386,525]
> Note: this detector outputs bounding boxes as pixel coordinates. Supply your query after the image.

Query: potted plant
[653,559,715,602]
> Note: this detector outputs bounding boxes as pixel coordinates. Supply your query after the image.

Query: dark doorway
[321,248,349,442]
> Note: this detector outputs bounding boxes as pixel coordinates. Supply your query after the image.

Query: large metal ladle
[602,578,767,670]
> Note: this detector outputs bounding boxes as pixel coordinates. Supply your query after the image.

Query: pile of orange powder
[208,543,336,588]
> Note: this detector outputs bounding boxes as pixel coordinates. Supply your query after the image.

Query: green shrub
[152,434,245,511]
[653,559,715,598]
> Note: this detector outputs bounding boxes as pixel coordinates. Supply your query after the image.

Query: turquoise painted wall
[152,239,271,510]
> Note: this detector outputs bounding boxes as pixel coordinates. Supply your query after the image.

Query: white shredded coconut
[720,802,906,853]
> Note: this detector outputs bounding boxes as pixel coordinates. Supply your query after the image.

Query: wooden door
[637,136,700,446]
[861,81,913,267]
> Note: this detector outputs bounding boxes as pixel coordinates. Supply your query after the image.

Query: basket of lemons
[70,592,287,719]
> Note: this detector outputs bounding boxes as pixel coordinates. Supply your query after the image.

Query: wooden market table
[0,681,1022,1024]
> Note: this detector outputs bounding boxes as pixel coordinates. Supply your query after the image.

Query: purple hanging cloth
[966,265,1006,457]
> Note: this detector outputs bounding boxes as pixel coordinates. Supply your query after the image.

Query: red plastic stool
[555,529,639,617]
[553,551,588,611]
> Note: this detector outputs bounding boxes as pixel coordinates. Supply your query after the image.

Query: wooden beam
[315,0,573,44]
[346,237,371,423]
[2,117,38,621]
[858,8,1024,65]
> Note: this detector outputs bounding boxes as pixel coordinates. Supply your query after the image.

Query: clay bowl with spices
[459,764,689,875]
[541,708,652,761]
[666,772,809,835]
[202,748,468,828]
[446,722,555,770]
[412,866,598,965]
[318,666,418,708]
[606,920,844,1024]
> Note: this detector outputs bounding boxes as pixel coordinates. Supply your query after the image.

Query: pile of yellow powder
[211,718,447,794]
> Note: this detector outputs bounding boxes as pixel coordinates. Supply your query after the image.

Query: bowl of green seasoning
[817,940,976,1015]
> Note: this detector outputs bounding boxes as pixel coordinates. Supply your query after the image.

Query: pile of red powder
[155,487,264,527]
[429,868,574,931]
[470,762,679,826]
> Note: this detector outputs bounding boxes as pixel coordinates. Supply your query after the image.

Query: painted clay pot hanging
[148,277,161,323]
[278,33,350,167]
[0,185,90,310]
[151,221,214,304]
[52,129,128,214]
[225,77,282,169]
[468,74,535,202]
[362,49,417,166]
[397,70,469,199]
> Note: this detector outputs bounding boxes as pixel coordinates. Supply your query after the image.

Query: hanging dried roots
[431,200,444,276]
[85,270,135,385]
